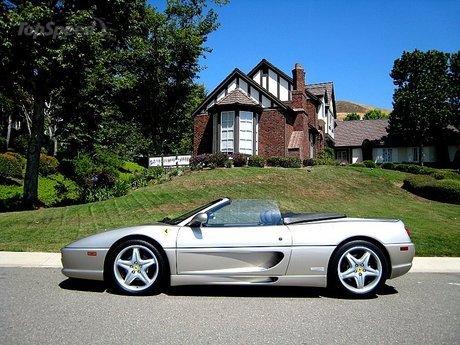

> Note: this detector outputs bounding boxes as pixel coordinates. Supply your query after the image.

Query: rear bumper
[385,243,416,279]
[61,247,109,281]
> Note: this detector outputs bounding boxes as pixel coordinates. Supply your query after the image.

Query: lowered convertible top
[282,213,346,225]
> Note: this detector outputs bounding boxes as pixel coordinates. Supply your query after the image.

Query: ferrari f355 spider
[61,198,414,296]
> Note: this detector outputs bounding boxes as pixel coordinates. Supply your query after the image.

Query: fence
[148,155,191,168]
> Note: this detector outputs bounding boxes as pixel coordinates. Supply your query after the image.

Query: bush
[0,152,23,178]
[231,153,246,167]
[303,158,316,166]
[248,155,265,167]
[267,156,302,168]
[225,160,233,168]
[58,159,75,177]
[208,152,228,167]
[351,162,365,167]
[189,154,209,170]
[39,153,59,176]
[403,175,460,204]
[362,160,377,168]
[0,136,7,152]
[381,162,395,170]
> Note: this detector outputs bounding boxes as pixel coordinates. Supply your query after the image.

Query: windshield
[160,199,223,225]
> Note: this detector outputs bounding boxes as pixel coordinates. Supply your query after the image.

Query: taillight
[405,227,412,238]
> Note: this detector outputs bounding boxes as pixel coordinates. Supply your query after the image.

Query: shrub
[381,162,395,170]
[362,160,377,168]
[303,158,316,166]
[0,152,23,178]
[225,160,233,168]
[248,155,265,167]
[403,175,460,204]
[39,153,59,176]
[143,167,166,181]
[0,136,6,152]
[351,162,365,167]
[267,156,302,168]
[231,153,246,167]
[208,152,228,167]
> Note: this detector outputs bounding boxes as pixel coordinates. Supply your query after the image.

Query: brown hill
[336,100,391,121]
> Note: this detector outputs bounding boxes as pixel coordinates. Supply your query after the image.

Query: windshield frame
[160,198,224,225]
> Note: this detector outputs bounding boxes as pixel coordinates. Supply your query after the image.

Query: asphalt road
[0,268,459,345]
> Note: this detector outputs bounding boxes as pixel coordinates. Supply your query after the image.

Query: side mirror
[189,213,208,227]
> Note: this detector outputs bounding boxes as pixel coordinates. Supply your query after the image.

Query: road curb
[0,252,459,272]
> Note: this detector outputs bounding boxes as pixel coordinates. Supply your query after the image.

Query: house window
[383,148,393,162]
[412,147,419,162]
[337,150,347,162]
[239,111,253,155]
[220,111,234,153]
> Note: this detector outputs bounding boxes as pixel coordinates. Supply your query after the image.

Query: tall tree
[388,50,451,165]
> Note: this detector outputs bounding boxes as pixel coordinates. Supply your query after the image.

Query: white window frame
[220,111,234,153]
[239,111,253,155]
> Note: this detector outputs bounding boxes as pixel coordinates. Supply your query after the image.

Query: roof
[288,131,303,149]
[247,58,293,83]
[306,82,334,104]
[335,119,389,147]
[214,89,259,107]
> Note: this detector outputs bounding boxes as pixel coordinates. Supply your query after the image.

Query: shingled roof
[306,82,334,105]
[335,119,389,147]
[215,89,259,106]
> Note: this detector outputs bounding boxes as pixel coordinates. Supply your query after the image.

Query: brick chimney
[292,63,305,91]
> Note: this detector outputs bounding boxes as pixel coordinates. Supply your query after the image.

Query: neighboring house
[193,59,337,160]
[335,119,460,164]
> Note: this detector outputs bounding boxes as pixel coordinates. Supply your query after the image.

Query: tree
[449,51,460,129]
[363,109,388,120]
[0,0,224,207]
[343,113,361,121]
[388,50,452,166]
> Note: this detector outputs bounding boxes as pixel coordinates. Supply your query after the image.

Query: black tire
[108,239,165,295]
[329,240,387,297]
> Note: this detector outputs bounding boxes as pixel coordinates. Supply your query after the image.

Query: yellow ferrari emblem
[164,229,169,235]
[133,265,139,271]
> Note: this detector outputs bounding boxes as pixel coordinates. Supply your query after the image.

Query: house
[192,59,337,160]
[335,119,460,164]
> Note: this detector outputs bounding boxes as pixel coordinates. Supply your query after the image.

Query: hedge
[248,155,265,167]
[266,156,302,168]
[403,175,460,204]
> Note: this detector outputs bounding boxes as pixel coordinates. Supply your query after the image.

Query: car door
[176,200,292,276]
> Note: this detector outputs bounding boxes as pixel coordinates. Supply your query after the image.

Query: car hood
[63,222,178,249]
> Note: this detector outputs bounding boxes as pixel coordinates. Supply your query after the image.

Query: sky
[154,0,460,110]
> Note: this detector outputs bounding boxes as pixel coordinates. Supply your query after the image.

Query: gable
[192,68,290,116]
[247,59,293,101]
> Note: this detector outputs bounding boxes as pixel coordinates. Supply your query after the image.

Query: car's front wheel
[330,240,387,297]
[108,240,164,295]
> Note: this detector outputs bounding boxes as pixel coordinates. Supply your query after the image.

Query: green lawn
[0,166,458,256]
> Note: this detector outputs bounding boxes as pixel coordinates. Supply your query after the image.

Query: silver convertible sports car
[61,198,415,297]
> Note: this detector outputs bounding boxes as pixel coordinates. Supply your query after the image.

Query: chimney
[292,63,305,91]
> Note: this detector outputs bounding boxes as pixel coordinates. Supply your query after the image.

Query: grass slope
[0,166,458,256]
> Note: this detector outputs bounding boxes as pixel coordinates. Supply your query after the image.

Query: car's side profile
[61,198,415,297]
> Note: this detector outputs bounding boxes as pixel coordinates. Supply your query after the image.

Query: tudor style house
[193,59,336,160]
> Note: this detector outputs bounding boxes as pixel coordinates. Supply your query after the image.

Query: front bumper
[61,247,109,281]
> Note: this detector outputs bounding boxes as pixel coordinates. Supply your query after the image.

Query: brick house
[193,59,337,160]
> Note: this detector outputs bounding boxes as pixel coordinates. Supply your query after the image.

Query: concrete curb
[0,252,459,273]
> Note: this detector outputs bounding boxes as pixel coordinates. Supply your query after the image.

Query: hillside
[0,166,459,256]
[336,100,391,121]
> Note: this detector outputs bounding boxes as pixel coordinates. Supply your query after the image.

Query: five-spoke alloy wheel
[109,240,164,295]
[330,240,387,296]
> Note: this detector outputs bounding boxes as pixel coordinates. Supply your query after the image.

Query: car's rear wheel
[330,240,387,297]
[108,240,164,295]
